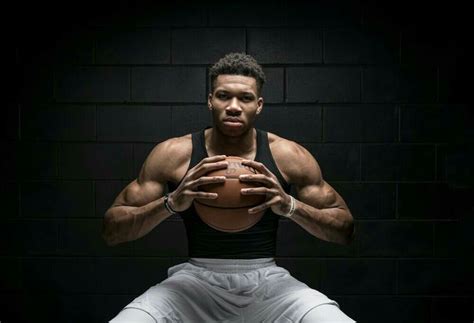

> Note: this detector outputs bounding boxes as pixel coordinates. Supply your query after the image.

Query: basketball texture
[193,156,266,232]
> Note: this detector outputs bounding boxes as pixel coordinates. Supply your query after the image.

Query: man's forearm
[102,196,173,246]
[289,199,354,245]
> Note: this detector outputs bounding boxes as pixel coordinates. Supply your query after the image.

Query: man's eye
[217,94,228,100]
[242,96,253,102]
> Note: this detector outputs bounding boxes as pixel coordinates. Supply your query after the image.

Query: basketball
[193,156,266,232]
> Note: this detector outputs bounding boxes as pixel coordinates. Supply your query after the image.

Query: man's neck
[205,127,257,159]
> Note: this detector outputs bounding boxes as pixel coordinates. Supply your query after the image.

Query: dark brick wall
[3,1,473,322]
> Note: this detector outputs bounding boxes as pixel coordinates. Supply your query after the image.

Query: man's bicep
[293,151,346,210]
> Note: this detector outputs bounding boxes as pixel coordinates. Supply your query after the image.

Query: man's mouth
[223,117,243,125]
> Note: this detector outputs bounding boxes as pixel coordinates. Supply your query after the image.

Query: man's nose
[226,97,242,114]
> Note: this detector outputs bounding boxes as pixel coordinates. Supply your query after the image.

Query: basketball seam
[194,199,259,209]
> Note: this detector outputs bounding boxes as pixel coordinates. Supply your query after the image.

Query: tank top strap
[255,129,290,193]
[190,128,209,168]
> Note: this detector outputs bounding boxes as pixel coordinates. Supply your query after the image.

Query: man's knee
[301,304,355,323]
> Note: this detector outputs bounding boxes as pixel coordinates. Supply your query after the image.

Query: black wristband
[164,194,178,215]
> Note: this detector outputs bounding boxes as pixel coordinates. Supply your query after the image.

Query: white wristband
[282,195,296,218]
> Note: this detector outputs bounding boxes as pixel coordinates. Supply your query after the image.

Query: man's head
[209,53,266,96]
[208,53,266,137]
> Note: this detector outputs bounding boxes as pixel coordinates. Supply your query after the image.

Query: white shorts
[112,258,350,322]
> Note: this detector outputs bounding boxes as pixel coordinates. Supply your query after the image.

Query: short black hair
[209,52,266,95]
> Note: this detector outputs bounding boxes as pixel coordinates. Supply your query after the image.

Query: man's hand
[168,155,228,212]
[239,159,291,216]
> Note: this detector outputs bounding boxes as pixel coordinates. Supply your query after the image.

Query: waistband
[189,257,276,273]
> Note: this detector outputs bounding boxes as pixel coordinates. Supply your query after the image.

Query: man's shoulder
[267,132,305,159]
[266,131,318,183]
[145,134,193,179]
[152,134,192,156]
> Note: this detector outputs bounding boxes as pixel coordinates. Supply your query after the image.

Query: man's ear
[256,97,264,115]
[208,93,213,110]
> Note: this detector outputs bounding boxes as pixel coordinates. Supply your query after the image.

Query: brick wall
[2,1,473,322]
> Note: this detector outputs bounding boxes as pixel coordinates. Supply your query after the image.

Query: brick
[18,28,94,66]
[399,65,437,103]
[21,180,94,218]
[96,29,170,64]
[439,61,470,104]
[330,183,396,220]
[133,143,159,179]
[261,68,284,104]
[21,104,95,141]
[400,104,473,143]
[59,143,134,180]
[431,297,474,323]
[248,29,322,64]
[340,296,431,323]
[57,294,113,323]
[3,104,18,140]
[303,143,360,181]
[171,105,212,138]
[398,183,452,220]
[208,3,287,26]
[20,64,54,103]
[96,257,172,294]
[22,257,96,293]
[398,259,472,295]
[323,104,397,142]
[0,258,21,291]
[362,67,398,102]
[255,105,322,142]
[134,221,188,256]
[276,220,355,257]
[361,144,436,181]
[17,142,59,180]
[435,210,474,258]
[325,28,399,64]
[172,28,245,64]
[55,66,130,102]
[4,291,62,322]
[58,219,133,256]
[400,28,464,67]
[437,144,474,186]
[132,67,206,102]
[287,67,360,103]
[23,220,58,255]
[321,259,396,294]
[285,1,362,27]
[5,291,56,322]
[95,180,131,218]
[97,105,172,142]
[358,221,433,257]
[135,4,207,27]
[2,142,17,181]
[1,182,19,219]
[275,258,323,289]
[0,220,17,255]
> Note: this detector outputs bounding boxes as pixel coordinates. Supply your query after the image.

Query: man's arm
[241,139,354,245]
[284,143,354,245]
[102,136,229,246]
[102,139,178,246]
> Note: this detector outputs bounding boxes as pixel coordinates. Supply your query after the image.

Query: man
[103,53,356,322]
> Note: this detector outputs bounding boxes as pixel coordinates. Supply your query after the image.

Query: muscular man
[103,53,356,322]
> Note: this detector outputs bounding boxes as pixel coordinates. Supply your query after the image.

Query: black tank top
[168,128,291,259]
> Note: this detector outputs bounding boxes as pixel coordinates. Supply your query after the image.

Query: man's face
[208,74,264,137]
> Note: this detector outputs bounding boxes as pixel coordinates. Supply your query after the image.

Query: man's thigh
[109,307,157,323]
